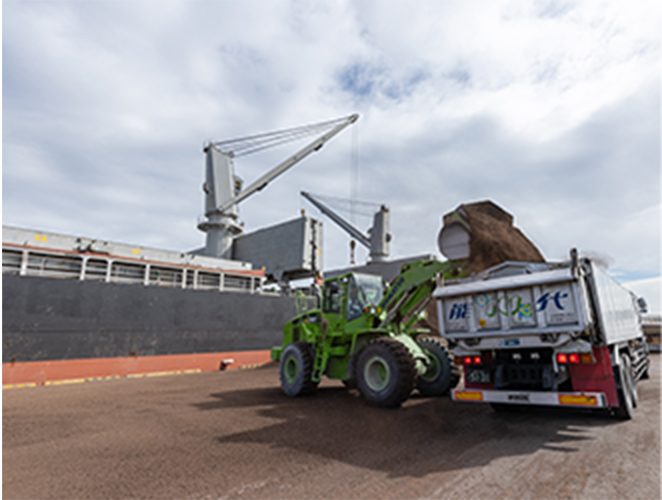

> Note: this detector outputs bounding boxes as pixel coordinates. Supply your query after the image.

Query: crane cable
[211,114,355,158]
[350,120,359,225]
[349,123,359,264]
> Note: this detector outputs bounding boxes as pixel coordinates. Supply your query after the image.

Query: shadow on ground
[192,377,621,479]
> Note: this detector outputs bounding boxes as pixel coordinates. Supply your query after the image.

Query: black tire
[279,342,318,397]
[342,355,357,390]
[623,354,638,408]
[640,357,651,380]
[614,353,636,420]
[342,379,357,390]
[356,338,415,408]
[416,338,457,397]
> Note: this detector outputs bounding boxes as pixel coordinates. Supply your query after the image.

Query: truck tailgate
[433,267,591,340]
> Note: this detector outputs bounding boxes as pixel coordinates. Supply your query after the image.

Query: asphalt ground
[3,355,660,499]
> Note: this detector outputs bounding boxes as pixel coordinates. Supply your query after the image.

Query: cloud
[624,277,662,315]
[3,0,660,284]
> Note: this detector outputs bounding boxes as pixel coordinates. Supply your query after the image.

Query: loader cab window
[347,274,384,321]
[354,274,384,306]
[323,280,343,314]
[347,276,364,321]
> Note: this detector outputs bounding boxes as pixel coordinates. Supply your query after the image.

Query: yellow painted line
[3,369,202,389]
[128,369,202,379]
[45,378,86,386]
[3,382,38,390]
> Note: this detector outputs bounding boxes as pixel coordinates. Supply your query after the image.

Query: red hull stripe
[3,350,273,388]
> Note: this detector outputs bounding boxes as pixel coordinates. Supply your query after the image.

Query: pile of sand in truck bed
[443,200,545,275]
[421,200,546,335]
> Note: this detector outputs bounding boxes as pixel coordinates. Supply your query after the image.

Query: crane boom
[217,114,358,214]
[301,191,391,263]
[301,191,370,248]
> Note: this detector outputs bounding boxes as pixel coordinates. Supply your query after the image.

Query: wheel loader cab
[350,274,385,320]
[322,273,385,327]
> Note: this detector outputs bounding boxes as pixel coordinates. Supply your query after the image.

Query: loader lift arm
[378,259,457,331]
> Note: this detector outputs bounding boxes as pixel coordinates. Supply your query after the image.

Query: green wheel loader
[271,259,462,407]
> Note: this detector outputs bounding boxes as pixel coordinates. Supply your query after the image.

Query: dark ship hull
[3,274,296,386]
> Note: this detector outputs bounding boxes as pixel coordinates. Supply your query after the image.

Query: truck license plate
[466,368,491,384]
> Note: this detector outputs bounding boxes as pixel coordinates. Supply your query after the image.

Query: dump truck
[434,249,650,419]
[270,259,461,407]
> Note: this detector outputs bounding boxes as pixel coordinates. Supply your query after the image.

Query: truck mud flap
[452,389,608,408]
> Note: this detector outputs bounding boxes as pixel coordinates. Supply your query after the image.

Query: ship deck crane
[301,191,391,263]
[198,114,359,259]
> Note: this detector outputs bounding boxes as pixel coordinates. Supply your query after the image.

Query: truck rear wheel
[357,338,415,408]
[614,353,636,420]
[279,342,318,397]
[416,338,458,397]
[623,354,638,408]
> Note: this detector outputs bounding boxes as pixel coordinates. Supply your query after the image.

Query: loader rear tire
[416,338,458,397]
[357,338,415,408]
[279,342,317,397]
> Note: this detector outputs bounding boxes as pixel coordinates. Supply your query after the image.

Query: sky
[2,0,661,312]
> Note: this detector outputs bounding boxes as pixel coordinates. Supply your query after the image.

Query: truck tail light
[461,355,482,365]
[580,353,595,364]
[461,355,483,366]
[556,352,596,365]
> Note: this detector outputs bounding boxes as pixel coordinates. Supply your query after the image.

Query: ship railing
[2,247,263,294]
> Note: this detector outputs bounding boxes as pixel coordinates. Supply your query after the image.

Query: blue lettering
[537,291,569,312]
[553,291,568,310]
[449,303,467,320]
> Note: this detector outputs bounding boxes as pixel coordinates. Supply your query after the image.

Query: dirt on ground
[3,356,660,499]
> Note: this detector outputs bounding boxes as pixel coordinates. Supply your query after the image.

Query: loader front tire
[416,337,458,397]
[357,338,415,408]
[279,342,317,397]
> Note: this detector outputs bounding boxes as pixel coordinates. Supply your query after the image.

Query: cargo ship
[3,115,359,387]
[2,225,299,387]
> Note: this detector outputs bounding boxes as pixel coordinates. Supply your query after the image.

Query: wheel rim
[284,355,299,383]
[364,355,390,392]
[420,351,441,382]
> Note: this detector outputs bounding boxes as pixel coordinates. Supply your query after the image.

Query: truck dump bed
[433,255,649,416]
[433,258,644,350]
